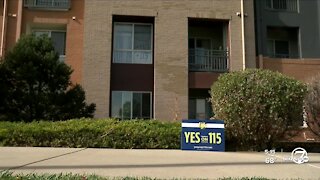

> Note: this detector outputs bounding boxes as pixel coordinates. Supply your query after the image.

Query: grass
[0,171,275,180]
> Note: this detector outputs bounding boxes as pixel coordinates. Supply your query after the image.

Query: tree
[210,69,307,150]
[0,35,95,122]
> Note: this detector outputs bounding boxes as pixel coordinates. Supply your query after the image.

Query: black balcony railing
[189,49,228,72]
[24,0,71,10]
[266,0,298,12]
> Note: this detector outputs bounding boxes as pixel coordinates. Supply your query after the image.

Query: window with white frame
[33,30,66,61]
[266,0,298,12]
[113,23,152,64]
[267,39,290,58]
[111,91,152,119]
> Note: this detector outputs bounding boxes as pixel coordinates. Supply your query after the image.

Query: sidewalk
[0,147,319,179]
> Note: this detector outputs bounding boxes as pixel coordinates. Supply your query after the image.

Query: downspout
[16,0,23,42]
[0,0,8,57]
[240,0,246,70]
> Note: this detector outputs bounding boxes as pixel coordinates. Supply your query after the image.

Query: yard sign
[181,119,225,151]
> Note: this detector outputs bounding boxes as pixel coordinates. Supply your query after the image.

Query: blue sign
[181,119,225,151]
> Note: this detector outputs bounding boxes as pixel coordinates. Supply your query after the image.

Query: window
[267,40,289,58]
[189,38,212,50]
[112,91,152,119]
[34,30,66,61]
[266,0,298,12]
[189,98,213,120]
[113,23,152,64]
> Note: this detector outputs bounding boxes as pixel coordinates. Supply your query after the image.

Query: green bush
[0,35,95,122]
[0,119,180,149]
[304,74,320,137]
[210,69,307,150]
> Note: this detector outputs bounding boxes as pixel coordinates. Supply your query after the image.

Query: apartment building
[4,1,320,121]
[0,0,83,83]
[83,0,256,120]
[255,0,320,81]
[7,1,309,121]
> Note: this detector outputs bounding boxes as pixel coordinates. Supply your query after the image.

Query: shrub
[0,119,181,149]
[210,69,307,150]
[304,74,320,137]
[0,35,95,122]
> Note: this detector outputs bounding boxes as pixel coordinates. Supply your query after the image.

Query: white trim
[241,0,246,70]
[182,123,224,129]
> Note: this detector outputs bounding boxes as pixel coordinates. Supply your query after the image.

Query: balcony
[189,49,228,72]
[24,0,71,10]
[266,0,298,12]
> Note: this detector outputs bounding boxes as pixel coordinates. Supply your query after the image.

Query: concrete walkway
[0,147,320,179]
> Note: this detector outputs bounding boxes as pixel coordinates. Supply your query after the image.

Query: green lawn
[0,171,274,180]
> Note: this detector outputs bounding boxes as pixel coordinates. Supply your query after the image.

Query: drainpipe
[0,0,8,57]
[240,0,246,70]
[16,0,23,42]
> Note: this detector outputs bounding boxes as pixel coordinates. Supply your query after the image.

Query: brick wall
[0,0,84,84]
[83,0,256,120]
[261,57,320,82]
